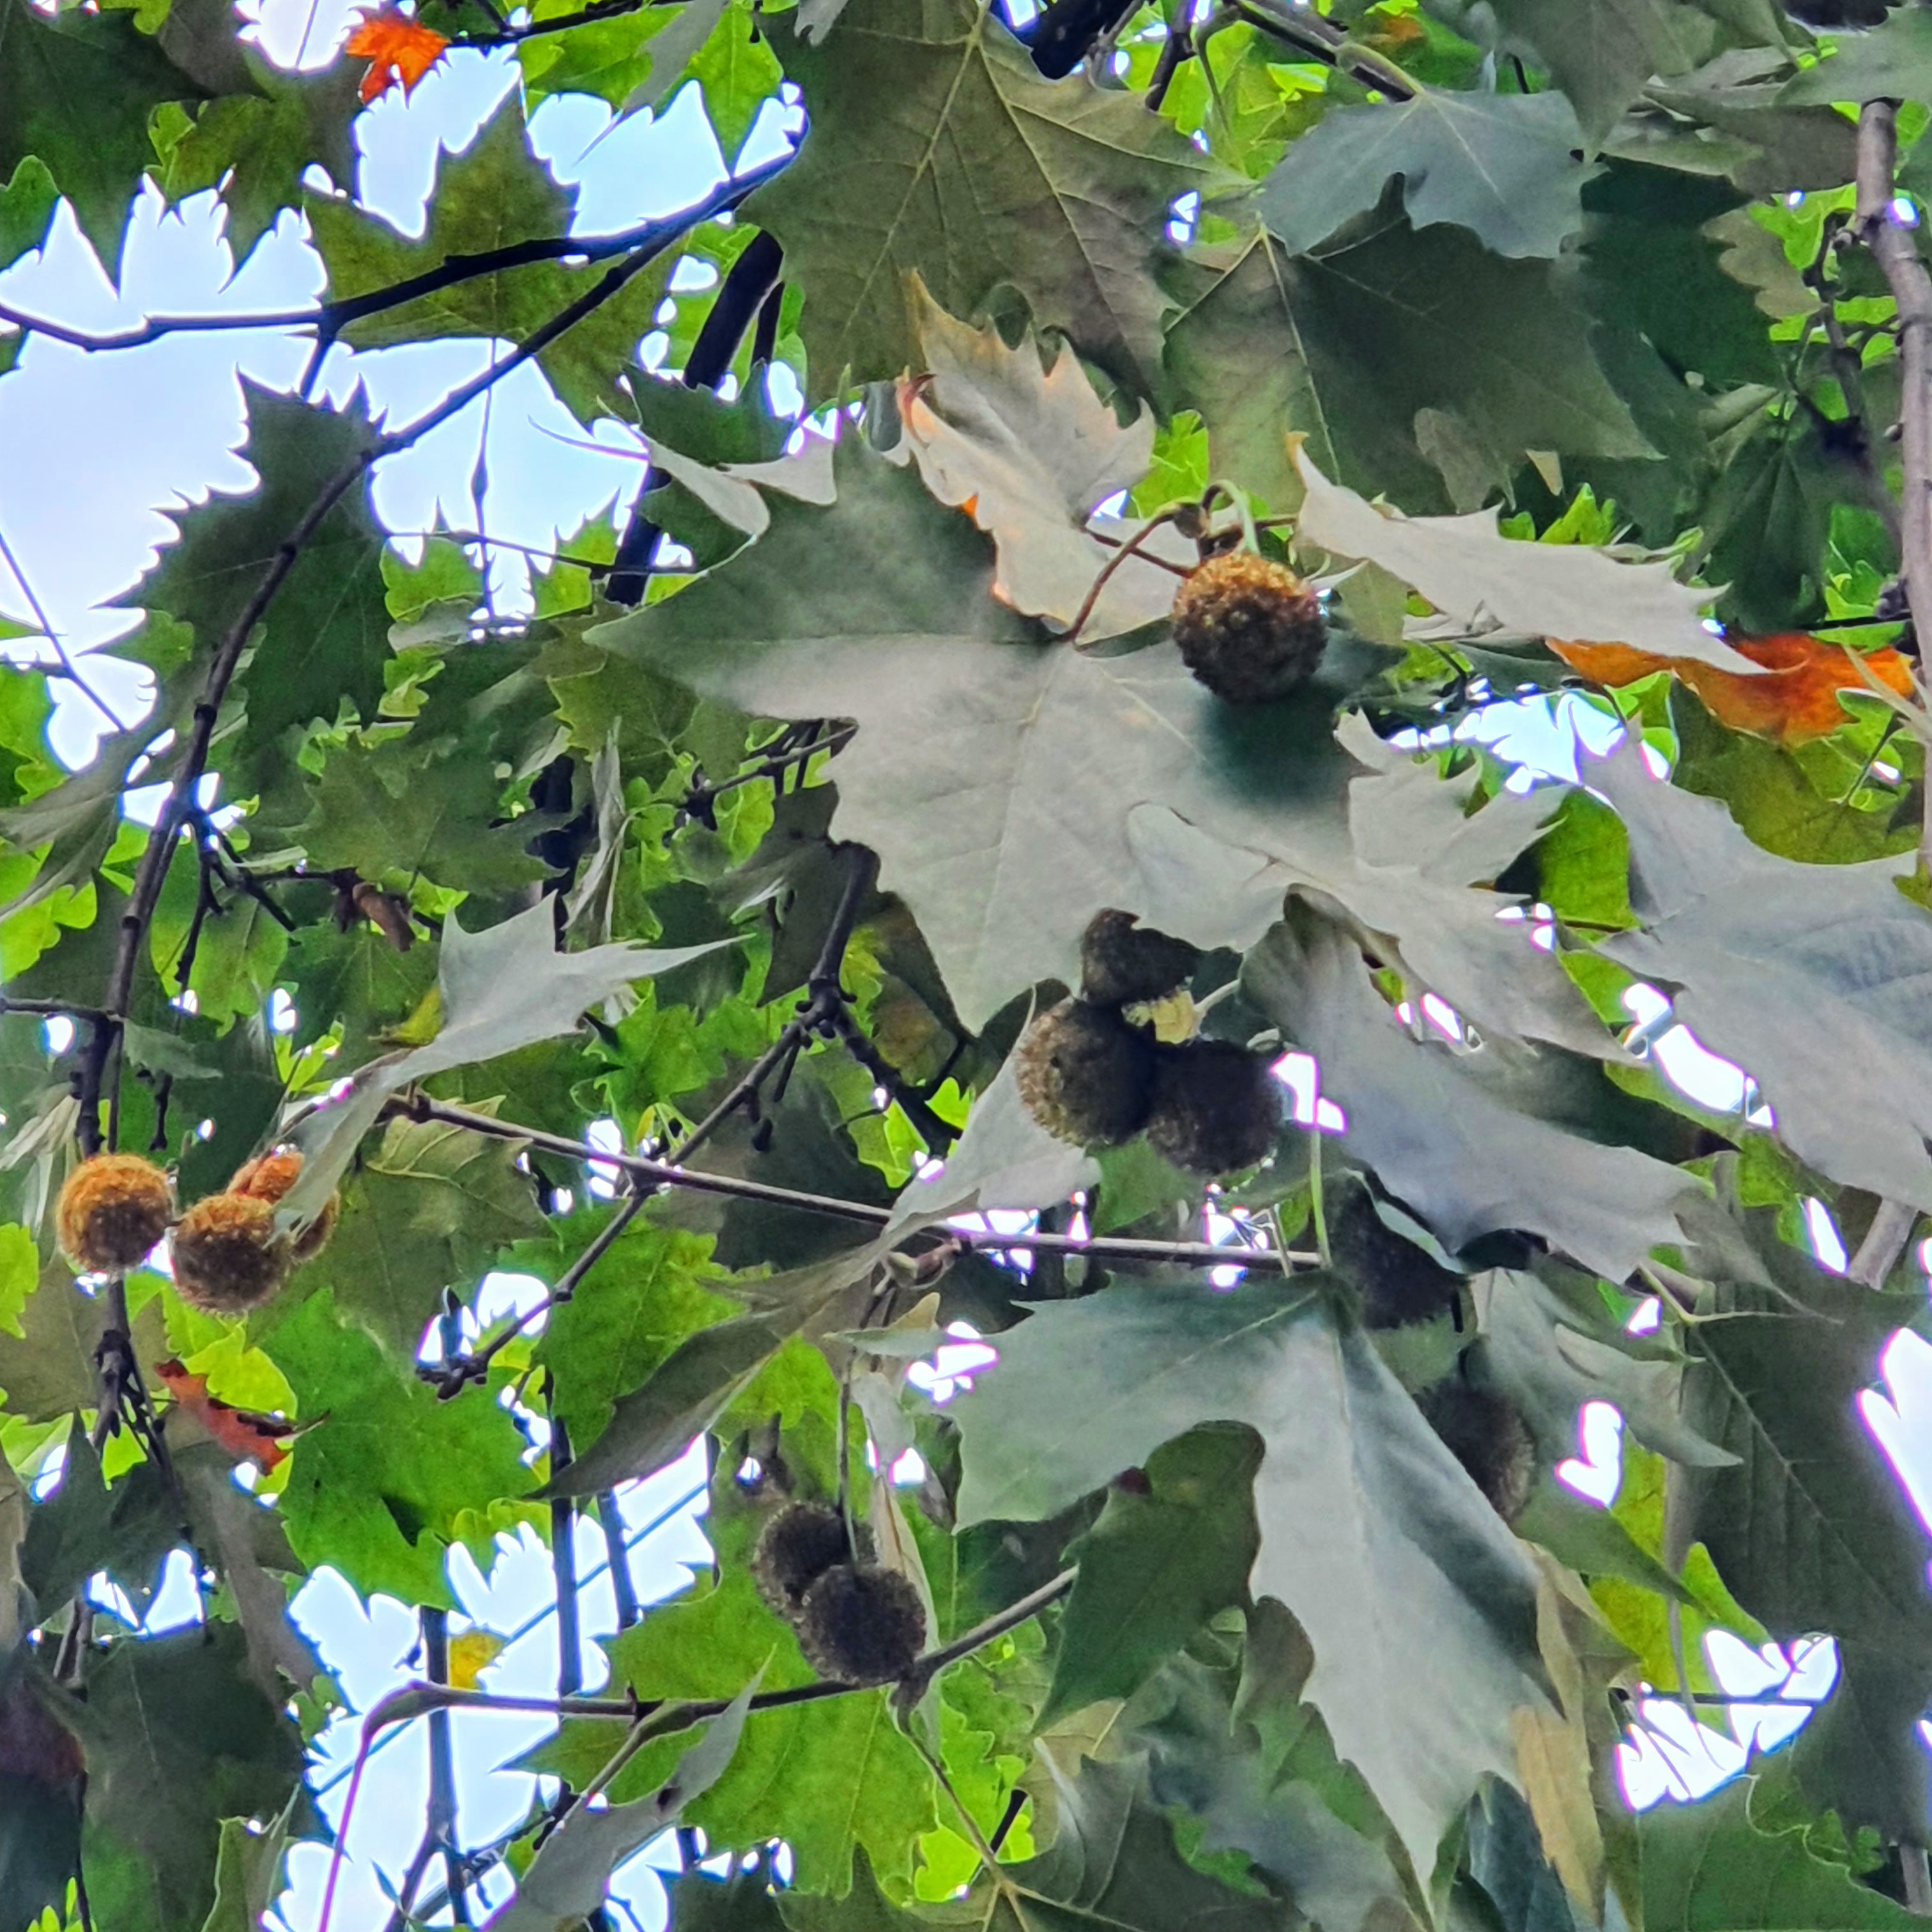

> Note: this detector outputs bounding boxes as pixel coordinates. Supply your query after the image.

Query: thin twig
[75,157,793,1158]
[0,519,130,731]
[1229,0,1414,98]
[1843,102,1932,1288]
[397,1094,1318,1271]
[552,1416,585,1701]
[0,153,790,362]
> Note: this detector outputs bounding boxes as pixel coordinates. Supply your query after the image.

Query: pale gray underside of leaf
[1292,449,1761,673]
[1588,744,1932,1211]
[1261,89,1591,260]
[901,283,1189,638]
[951,1279,1547,1877]
[1243,910,1694,1278]
[486,1677,759,1929]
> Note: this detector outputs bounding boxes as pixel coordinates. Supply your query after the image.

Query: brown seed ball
[55,1153,174,1273]
[796,1563,927,1685]
[1171,550,1328,705]
[231,1147,338,1264]
[1328,1175,1462,1330]
[752,1501,861,1620]
[1078,908,1202,1009]
[1016,998,1157,1147]
[1143,1039,1281,1175]
[171,1193,290,1315]
[1417,1379,1536,1524]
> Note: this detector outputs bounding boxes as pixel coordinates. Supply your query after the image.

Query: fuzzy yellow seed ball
[171,1193,290,1315]
[55,1153,174,1274]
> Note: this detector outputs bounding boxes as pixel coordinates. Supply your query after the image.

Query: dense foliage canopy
[10,0,1932,1925]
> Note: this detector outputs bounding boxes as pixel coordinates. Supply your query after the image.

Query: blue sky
[7,3,1932,1919]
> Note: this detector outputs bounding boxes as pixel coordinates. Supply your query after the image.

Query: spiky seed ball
[1016,998,1157,1147]
[171,1193,290,1315]
[1078,909,1202,1010]
[1143,1039,1281,1175]
[1328,1176,1462,1330]
[753,1501,859,1620]
[231,1147,339,1264]
[1417,1380,1536,1524]
[796,1563,927,1685]
[1171,550,1328,705]
[56,1153,173,1273]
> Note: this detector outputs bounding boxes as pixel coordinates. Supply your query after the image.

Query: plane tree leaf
[899,283,1193,638]
[1590,742,1932,1211]
[747,0,1227,401]
[305,93,671,423]
[0,0,207,276]
[951,1275,1549,1876]
[130,382,391,747]
[1242,907,1696,1280]
[1259,89,1592,260]
[1163,218,1653,516]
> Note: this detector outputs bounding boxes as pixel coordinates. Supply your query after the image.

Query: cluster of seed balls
[54,1146,339,1312]
[1016,910,1282,1176]
[750,1501,926,1686]
[1170,548,1328,705]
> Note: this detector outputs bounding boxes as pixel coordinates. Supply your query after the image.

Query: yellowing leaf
[447,1629,505,1690]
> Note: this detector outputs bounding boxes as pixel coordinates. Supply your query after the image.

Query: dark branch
[608,228,786,606]
[76,157,793,1156]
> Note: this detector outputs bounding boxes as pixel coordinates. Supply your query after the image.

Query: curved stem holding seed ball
[1064,507,1182,646]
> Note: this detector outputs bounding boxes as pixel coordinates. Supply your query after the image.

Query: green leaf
[1636,1775,1923,1931]
[1040,1425,1262,1729]
[548,1242,881,1496]
[951,1277,1547,1876]
[1593,743,1932,1213]
[1781,8,1932,105]
[0,157,57,273]
[1669,694,1917,867]
[1676,1209,1932,1821]
[151,61,360,263]
[493,1678,762,1931]
[305,93,671,424]
[1259,89,1591,260]
[68,1623,304,1932]
[597,441,1375,1031]
[134,381,390,745]
[0,0,205,275]
[1243,908,1694,1281]
[279,899,731,1225]
[748,0,1227,401]
[532,1213,735,1452]
[689,0,785,161]
[1293,446,1758,673]
[273,1289,535,1607]
[898,284,1190,640]
[0,1767,79,1932]
[1163,219,1651,516]
[20,1419,176,1613]
[1474,0,1710,146]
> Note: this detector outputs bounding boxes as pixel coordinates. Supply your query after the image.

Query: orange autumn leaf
[344,8,449,103]
[1550,631,1917,747]
[154,1358,314,1472]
